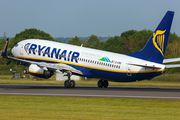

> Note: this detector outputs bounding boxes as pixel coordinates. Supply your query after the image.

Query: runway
[0,84,180,99]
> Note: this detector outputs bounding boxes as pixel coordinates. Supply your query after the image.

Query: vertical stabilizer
[1,38,9,57]
[128,11,174,64]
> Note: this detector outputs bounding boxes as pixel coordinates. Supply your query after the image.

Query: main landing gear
[24,69,29,74]
[24,66,29,74]
[64,71,75,88]
[97,79,109,88]
[64,80,75,88]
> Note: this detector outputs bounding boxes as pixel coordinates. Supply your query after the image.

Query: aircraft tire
[97,80,103,88]
[70,80,75,88]
[64,80,70,88]
[103,80,109,88]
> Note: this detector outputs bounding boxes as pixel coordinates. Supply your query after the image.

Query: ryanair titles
[24,43,80,63]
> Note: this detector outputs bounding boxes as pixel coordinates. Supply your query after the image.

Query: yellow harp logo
[152,30,166,56]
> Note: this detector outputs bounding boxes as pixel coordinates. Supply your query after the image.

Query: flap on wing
[128,63,161,69]
[163,58,180,63]
[37,63,82,75]
[165,64,180,68]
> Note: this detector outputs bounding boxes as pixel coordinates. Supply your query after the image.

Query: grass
[0,95,179,120]
[0,74,180,87]
[0,74,180,119]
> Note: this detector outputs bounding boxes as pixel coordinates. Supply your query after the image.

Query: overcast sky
[1,0,180,38]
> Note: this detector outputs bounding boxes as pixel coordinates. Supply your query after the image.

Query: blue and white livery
[2,11,180,88]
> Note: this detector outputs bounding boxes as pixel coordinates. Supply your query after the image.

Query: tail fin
[128,11,174,64]
[1,38,9,57]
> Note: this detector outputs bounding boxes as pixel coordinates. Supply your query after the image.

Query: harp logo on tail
[152,30,166,56]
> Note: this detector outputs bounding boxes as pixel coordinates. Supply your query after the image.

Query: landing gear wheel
[103,80,109,88]
[97,79,109,88]
[24,69,28,74]
[64,80,70,88]
[98,80,103,88]
[63,71,76,88]
[70,80,75,88]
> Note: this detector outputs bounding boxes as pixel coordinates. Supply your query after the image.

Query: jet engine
[28,64,54,79]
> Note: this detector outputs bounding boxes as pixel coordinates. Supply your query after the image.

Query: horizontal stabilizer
[163,58,180,63]
[165,64,180,68]
[128,63,161,69]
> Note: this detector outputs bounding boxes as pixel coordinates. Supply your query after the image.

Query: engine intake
[28,64,54,79]
[44,70,54,79]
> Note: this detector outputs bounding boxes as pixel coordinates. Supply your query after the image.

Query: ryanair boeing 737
[2,11,180,88]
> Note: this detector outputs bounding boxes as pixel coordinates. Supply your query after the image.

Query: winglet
[1,38,9,57]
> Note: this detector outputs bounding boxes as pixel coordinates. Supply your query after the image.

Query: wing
[1,38,82,75]
[6,56,83,75]
[165,64,180,68]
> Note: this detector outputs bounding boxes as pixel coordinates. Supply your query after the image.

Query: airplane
[2,11,180,88]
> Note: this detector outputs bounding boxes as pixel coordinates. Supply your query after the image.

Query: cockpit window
[15,44,19,47]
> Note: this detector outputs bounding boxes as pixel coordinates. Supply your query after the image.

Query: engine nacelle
[28,64,54,79]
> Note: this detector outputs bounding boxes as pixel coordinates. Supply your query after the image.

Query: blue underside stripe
[17,57,163,82]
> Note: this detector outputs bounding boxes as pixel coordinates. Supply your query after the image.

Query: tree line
[0,28,180,74]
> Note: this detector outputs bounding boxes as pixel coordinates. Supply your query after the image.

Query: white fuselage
[12,39,165,82]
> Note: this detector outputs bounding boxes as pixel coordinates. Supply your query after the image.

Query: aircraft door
[126,64,132,76]
[20,42,26,55]
[20,44,23,55]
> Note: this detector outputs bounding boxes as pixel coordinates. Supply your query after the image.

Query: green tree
[165,37,180,58]
[168,32,179,43]
[102,36,126,54]
[122,36,131,54]
[121,30,137,38]
[86,34,103,49]
[68,36,82,46]
[128,29,153,53]
[13,28,54,46]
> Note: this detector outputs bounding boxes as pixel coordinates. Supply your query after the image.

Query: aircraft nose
[11,45,18,56]
[11,47,15,56]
